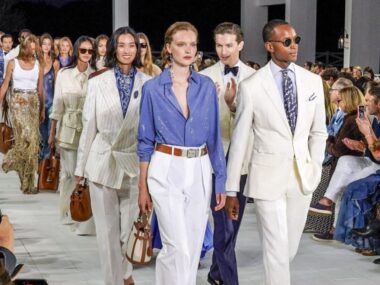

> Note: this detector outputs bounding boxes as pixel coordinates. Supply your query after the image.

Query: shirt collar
[269,59,296,77]
[160,67,200,85]
[73,64,92,78]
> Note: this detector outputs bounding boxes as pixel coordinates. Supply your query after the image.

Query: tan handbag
[70,179,92,222]
[126,211,153,265]
[38,148,60,191]
[0,101,13,154]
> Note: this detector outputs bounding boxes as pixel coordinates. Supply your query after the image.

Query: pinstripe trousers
[89,175,139,285]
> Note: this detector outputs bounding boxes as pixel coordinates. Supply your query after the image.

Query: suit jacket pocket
[113,151,139,178]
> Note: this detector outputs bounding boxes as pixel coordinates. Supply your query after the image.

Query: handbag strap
[2,100,10,124]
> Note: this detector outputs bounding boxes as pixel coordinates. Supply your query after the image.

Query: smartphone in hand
[358,105,366,119]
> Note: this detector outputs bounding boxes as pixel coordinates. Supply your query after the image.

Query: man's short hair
[213,22,244,43]
[322,67,339,81]
[366,81,380,103]
[262,19,289,42]
[1,34,12,43]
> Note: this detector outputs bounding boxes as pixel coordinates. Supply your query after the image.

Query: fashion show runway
[1,154,379,284]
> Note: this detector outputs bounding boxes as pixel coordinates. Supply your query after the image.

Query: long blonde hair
[160,22,198,68]
[58,36,73,56]
[137,32,155,76]
[339,86,365,113]
[323,80,336,124]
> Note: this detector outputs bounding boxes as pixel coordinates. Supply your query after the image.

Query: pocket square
[308,93,317,101]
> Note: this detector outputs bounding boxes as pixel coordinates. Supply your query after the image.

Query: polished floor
[1,156,379,284]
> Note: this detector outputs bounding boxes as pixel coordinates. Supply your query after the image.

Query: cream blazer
[200,61,255,174]
[226,63,328,200]
[75,69,150,190]
[50,65,93,150]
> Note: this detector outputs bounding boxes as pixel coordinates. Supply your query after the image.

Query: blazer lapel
[293,65,307,135]
[261,64,292,134]
[101,70,124,126]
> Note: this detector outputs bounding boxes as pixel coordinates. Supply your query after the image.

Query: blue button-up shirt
[138,68,226,193]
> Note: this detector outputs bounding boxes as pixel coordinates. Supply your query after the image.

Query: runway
[1,153,379,284]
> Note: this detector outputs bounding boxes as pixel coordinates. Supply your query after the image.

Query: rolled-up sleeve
[50,70,64,121]
[138,83,156,162]
[207,84,227,194]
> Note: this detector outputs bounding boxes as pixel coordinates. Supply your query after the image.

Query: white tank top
[13,58,39,90]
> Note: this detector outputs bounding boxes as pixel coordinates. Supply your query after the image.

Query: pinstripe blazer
[75,69,151,190]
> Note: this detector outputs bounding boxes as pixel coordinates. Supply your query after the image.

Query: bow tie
[224,65,239,76]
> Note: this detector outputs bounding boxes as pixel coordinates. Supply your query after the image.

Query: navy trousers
[209,174,247,285]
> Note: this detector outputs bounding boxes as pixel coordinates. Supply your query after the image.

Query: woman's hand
[75,176,83,186]
[356,113,372,137]
[342,138,366,152]
[39,108,45,124]
[138,182,152,214]
[214,193,226,211]
[48,131,55,148]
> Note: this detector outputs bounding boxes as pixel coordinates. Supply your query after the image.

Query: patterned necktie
[281,69,297,134]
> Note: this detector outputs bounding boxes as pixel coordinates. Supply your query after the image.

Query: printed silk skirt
[2,89,40,194]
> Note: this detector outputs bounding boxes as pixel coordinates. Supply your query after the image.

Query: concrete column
[113,0,129,31]
[241,0,270,65]
[285,0,317,65]
[344,0,380,72]
[241,0,317,66]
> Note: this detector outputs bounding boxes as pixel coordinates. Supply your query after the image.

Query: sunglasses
[79,48,94,55]
[140,43,148,49]
[268,35,301,47]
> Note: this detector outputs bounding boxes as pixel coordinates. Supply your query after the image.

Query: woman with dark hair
[138,22,226,284]
[39,33,55,160]
[49,36,95,235]
[75,27,149,285]
[95,34,108,70]
[137,32,161,76]
[0,35,44,194]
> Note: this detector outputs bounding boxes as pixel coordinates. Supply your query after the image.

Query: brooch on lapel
[308,93,317,101]
[133,91,139,99]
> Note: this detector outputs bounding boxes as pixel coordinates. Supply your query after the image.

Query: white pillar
[344,0,380,72]
[241,0,268,64]
[285,0,317,65]
[113,0,129,31]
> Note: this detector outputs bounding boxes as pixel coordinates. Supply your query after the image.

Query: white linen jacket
[75,69,150,189]
[226,62,328,199]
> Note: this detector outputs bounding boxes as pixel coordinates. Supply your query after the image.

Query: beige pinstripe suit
[75,68,150,285]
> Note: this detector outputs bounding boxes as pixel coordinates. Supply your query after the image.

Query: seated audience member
[352,65,362,81]
[321,67,339,87]
[310,86,366,240]
[363,66,375,81]
[303,61,312,71]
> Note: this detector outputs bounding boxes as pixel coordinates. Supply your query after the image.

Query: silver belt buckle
[186,149,198,158]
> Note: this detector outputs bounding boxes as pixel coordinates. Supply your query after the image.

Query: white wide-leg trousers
[254,161,312,285]
[148,150,213,285]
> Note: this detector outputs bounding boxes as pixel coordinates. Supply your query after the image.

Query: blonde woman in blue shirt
[138,22,226,285]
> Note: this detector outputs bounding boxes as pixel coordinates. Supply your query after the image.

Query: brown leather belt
[155,144,208,158]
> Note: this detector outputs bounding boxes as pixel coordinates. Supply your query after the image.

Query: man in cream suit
[75,27,150,285]
[225,20,327,285]
[200,22,255,285]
